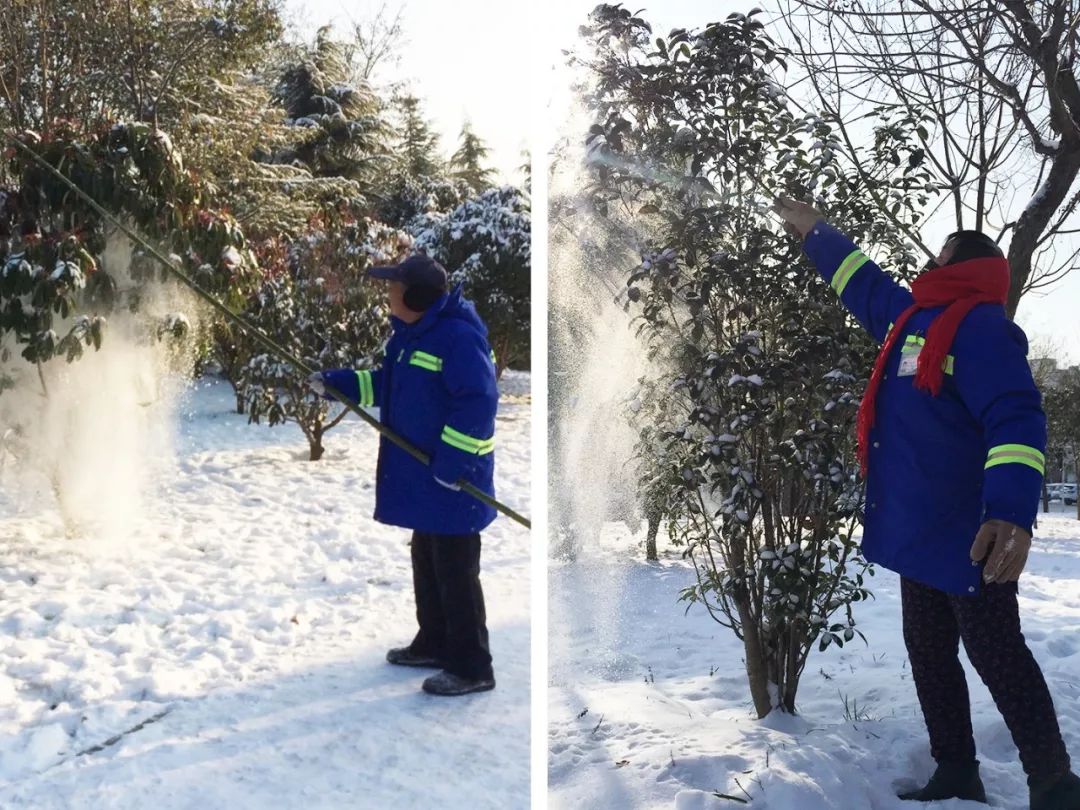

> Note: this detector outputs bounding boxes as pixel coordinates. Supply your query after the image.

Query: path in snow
[549,511,1080,809]
[0,374,531,809]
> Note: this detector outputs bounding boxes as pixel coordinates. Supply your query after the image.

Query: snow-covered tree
[376,174,470,232]
[0,0,282,133]
[579,5,929,716]
[412,187,531,378]
[0,124,254,394]
[630,378,688,562]
[450,122,496,194]
[271,26,390,185]
[240,209,408,460]
[518,149,532,194]
[1045,369,1080,520]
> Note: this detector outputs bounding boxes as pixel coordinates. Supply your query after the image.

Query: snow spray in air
[546,40,674,554]
[549,190,650,556]
[548,119,666,680]
[0,233,197,547]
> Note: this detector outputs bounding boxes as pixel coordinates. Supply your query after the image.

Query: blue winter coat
[804,222,1046,595]
[322,285,498,535]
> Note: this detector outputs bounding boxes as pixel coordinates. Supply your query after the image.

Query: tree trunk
[645,512,659,561]
[735,594,773,719]
[1075,459,1079,521]
[309,430,325,462]
[1042,479,1050,514]
[235,392,245,415]
[779,630,800,714]
[1006,149,1080,318]
[493,333,512,381]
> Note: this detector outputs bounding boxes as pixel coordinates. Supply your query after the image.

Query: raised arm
[774,196,914,343]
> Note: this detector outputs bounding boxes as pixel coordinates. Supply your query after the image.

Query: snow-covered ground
[0,373,531,809]
[549,509,1080,809]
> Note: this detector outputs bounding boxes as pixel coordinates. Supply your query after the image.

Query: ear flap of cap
[403,283,443,313]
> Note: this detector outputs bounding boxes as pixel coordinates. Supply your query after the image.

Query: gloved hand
[772,195,823,240]
[435,476,461,492]
[306,371,326,396]
[970,519,1033,583]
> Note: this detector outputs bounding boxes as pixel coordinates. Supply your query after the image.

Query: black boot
[1030,771,1080,810]
[421,671,496,696]
[386,646,443,668]
[898,760,988,803]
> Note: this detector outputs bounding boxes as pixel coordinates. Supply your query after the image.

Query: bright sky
[543,0,1080,363]
[285,0,530,182]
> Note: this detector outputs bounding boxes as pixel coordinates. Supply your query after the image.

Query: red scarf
[855,257,1010,475]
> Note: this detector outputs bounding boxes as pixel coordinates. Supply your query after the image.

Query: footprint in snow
[1046,635,1080,658]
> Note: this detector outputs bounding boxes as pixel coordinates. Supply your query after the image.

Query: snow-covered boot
[1030,771,1080,810]
[421,671,496,696]
[898,761,988,803]
[386,647,443,668]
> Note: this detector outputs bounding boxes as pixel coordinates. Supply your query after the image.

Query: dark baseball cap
[367,254,448,289]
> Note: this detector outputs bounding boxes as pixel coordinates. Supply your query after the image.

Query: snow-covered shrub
[376,174,471,232]
[240,209,407,460]
[581,5,926,716]
[412,186,531,377]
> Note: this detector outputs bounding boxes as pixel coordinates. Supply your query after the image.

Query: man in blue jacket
[309,254,499,697]
[775,197,1080,809]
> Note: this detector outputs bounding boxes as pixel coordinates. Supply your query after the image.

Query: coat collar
[390,286,461,338]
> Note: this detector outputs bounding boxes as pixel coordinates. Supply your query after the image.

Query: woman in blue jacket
[775,197,1079,809]
[310,254,499,697]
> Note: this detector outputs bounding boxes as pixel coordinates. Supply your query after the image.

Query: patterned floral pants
[901,576,1071,782]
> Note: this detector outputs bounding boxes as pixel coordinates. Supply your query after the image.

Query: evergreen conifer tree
[450,122,496,193]
[396,94,443,178]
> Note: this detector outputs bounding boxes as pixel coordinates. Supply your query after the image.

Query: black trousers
[901,576,1071,782]
[409,531,494,681]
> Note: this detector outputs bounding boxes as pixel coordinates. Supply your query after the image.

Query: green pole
[3,132,531,530]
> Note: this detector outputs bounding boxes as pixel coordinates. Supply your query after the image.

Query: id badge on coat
[898,345,920,377]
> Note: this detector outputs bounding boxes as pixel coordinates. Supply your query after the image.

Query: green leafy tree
[577,5,929,716]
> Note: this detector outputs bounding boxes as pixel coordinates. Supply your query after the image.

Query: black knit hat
[942,230,1005,266]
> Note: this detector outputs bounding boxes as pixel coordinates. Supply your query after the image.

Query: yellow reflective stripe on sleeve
[831,249,871,296]
[490,349,497,364]
[903,335,955,375]
[354,370,374,407]
[441,425,495,455]
[409,350,443,372]
[985,444,1045,475]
